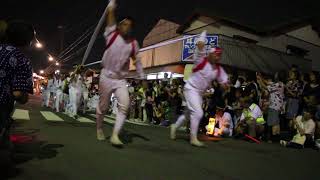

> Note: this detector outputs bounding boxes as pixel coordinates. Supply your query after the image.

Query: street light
[40,70,44,74]
[35,42,43,48]
[55,62,60,66]
[48,56,54,61]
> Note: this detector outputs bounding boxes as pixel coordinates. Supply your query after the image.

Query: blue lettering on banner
[182,35,219,61]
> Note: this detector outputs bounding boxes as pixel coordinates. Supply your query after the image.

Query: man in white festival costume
[96,0,144,146]
[170,47,229,147]
[173,30,208,132]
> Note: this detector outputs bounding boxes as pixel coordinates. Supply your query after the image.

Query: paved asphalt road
[2,95,319,180]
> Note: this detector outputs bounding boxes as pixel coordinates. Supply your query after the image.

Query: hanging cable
[59,24,95,58]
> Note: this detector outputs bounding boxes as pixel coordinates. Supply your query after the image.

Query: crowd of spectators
[123,68,320,149]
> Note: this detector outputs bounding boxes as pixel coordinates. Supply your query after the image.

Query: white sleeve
[217,67,229,85]
[193,48,206,65]
[252,105,262,119]
[103,25,117,39]
[304,120,316,135]
[223,113,232,125]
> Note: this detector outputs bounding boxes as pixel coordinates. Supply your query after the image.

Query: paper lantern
[206,118,216,136]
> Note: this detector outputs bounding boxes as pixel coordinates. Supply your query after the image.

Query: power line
[59,24,95,58]
[62,45,87,63]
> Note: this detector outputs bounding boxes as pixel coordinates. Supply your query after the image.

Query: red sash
[192,57,208,73]
[192,57,221,78]
[106,31,136,57]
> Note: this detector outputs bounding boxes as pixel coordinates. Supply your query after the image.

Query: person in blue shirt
[0,21,34,149]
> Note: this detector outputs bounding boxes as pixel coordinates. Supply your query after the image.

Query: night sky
[0,0,318,72]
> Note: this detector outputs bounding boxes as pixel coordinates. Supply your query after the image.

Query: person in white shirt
[54,74,64,112]
[45,75,54,108]
[82,76,90,114]
[170,47,229,147]
[173,30,208,135]
[96,0,144,146]
[214,104,233,137]
[281,107,316,148]
[68,68,83,118]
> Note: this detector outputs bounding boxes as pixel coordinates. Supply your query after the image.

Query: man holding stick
[96,0,144,146]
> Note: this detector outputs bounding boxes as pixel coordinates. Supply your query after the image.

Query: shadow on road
[0,130,64,179]
[119,130,151,144]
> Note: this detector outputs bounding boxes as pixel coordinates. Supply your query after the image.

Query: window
[286,45,309,57]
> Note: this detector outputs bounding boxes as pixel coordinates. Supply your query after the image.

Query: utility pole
[58,25,64,54]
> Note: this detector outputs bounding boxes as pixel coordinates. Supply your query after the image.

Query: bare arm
[256,76,267,90]
[293,117,305,135]
[196,42,205,52]
[106,0,116,27]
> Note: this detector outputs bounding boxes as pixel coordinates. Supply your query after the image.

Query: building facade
[129,15,320,78]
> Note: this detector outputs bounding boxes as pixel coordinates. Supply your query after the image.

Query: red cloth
[192,57,208,73]
[192,57,221,78]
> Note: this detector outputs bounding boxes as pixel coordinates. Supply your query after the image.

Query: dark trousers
[0,103,14,149]
[287,142,304,149]
[0,103,15,178]
[145,104,153,123]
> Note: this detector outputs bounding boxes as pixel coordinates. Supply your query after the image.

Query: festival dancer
[96,0,144,146]
[174,30,208,133]
[54,74,64,112]
[170,47,229,147]
[82,75,90,114]
[68,66,83,118]
[45,74,54,108]
[62,74,70,112]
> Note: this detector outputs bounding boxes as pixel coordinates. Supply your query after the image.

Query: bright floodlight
[35,42,43,48]
[40,70,44,74]
[55,62,60,66]
[48,56,54,61]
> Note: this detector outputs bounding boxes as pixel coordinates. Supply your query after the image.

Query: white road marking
[40,111,64,122]
[12,109,30,120]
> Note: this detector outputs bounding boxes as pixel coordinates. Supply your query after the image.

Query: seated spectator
[213,102,233,137]
[229,88,242,126]
[234,97,265,139]
[281,107,316,149]
[153,102,164,124]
